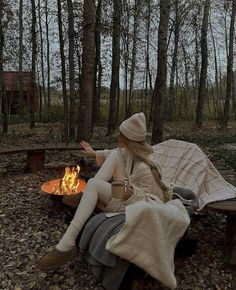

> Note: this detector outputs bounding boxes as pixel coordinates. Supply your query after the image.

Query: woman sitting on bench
[39,112,193,272]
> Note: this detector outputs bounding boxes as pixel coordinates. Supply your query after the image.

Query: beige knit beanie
[119,112,147,141]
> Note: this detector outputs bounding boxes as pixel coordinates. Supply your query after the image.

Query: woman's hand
[80,141,96,157]
[122,185,134,201]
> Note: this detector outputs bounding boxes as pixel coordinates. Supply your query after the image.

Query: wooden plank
[23,144,45,151]
[0,143,110,153]
[53,143,81,150]
[207,198,236,213]
[41,143,60,150]
[0,145,25,154]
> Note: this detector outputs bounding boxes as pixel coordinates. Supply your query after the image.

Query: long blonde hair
[119,133,172,202]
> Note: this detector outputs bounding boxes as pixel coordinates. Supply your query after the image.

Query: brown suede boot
[38,246,78,271]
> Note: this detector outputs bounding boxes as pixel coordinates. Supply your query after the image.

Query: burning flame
[54,165,81,195]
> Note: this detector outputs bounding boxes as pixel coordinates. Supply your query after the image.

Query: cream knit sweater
[96,148,165,212]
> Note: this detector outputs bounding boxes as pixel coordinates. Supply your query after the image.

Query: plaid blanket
[152,139,236,209]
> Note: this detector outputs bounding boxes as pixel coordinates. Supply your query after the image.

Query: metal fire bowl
[41,178,87,196]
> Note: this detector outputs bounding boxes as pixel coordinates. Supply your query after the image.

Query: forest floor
[0,121,236,290]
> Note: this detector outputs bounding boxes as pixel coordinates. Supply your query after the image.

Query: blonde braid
[136,156,172,202]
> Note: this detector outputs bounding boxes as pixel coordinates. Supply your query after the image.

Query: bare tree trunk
[195,0,210,127]
[75,33,82,87]
[120,1,130,118]
[2,91,8,134]
[224,10,229,57]
[18,0,24,116]
[0,37,2,125]
[30,0,36,129]
[77,0,95,141]
[36,62,42,121]
[0,0,3,120]
[147,0,154,128]
[107,0,121,135]
[182,41,190,119]
[57,0,69,142]
[223,0,236,127]
[233,73,236,119]
[97,57,102,121]
[0,0,8,134]
[168,0,180,121]
[38,0,47,119]
[45,0,51,120]
[152,0,170,144]
[67,0,76,139]
[145,0,152,119]
[210,19,220,114]
[92,0,102,131]
[193,6,200,102]
[127,0,140,117]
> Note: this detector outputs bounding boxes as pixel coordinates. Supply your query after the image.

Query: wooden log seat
[207,198,236,266]
[0,143,106,172]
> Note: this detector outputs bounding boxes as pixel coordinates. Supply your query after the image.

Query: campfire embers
[41,165,86,195]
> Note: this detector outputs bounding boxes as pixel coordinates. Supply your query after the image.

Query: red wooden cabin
[1,71,39,114]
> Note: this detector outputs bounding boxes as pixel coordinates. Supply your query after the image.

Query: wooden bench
[0,143,82,172]
[206,198,236,266]
[0,143,105,172]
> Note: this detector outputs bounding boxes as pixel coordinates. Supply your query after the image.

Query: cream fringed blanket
[106,199,190,289]
[152,139,236,209]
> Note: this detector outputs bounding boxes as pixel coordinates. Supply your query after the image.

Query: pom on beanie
[119,112,147,141]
